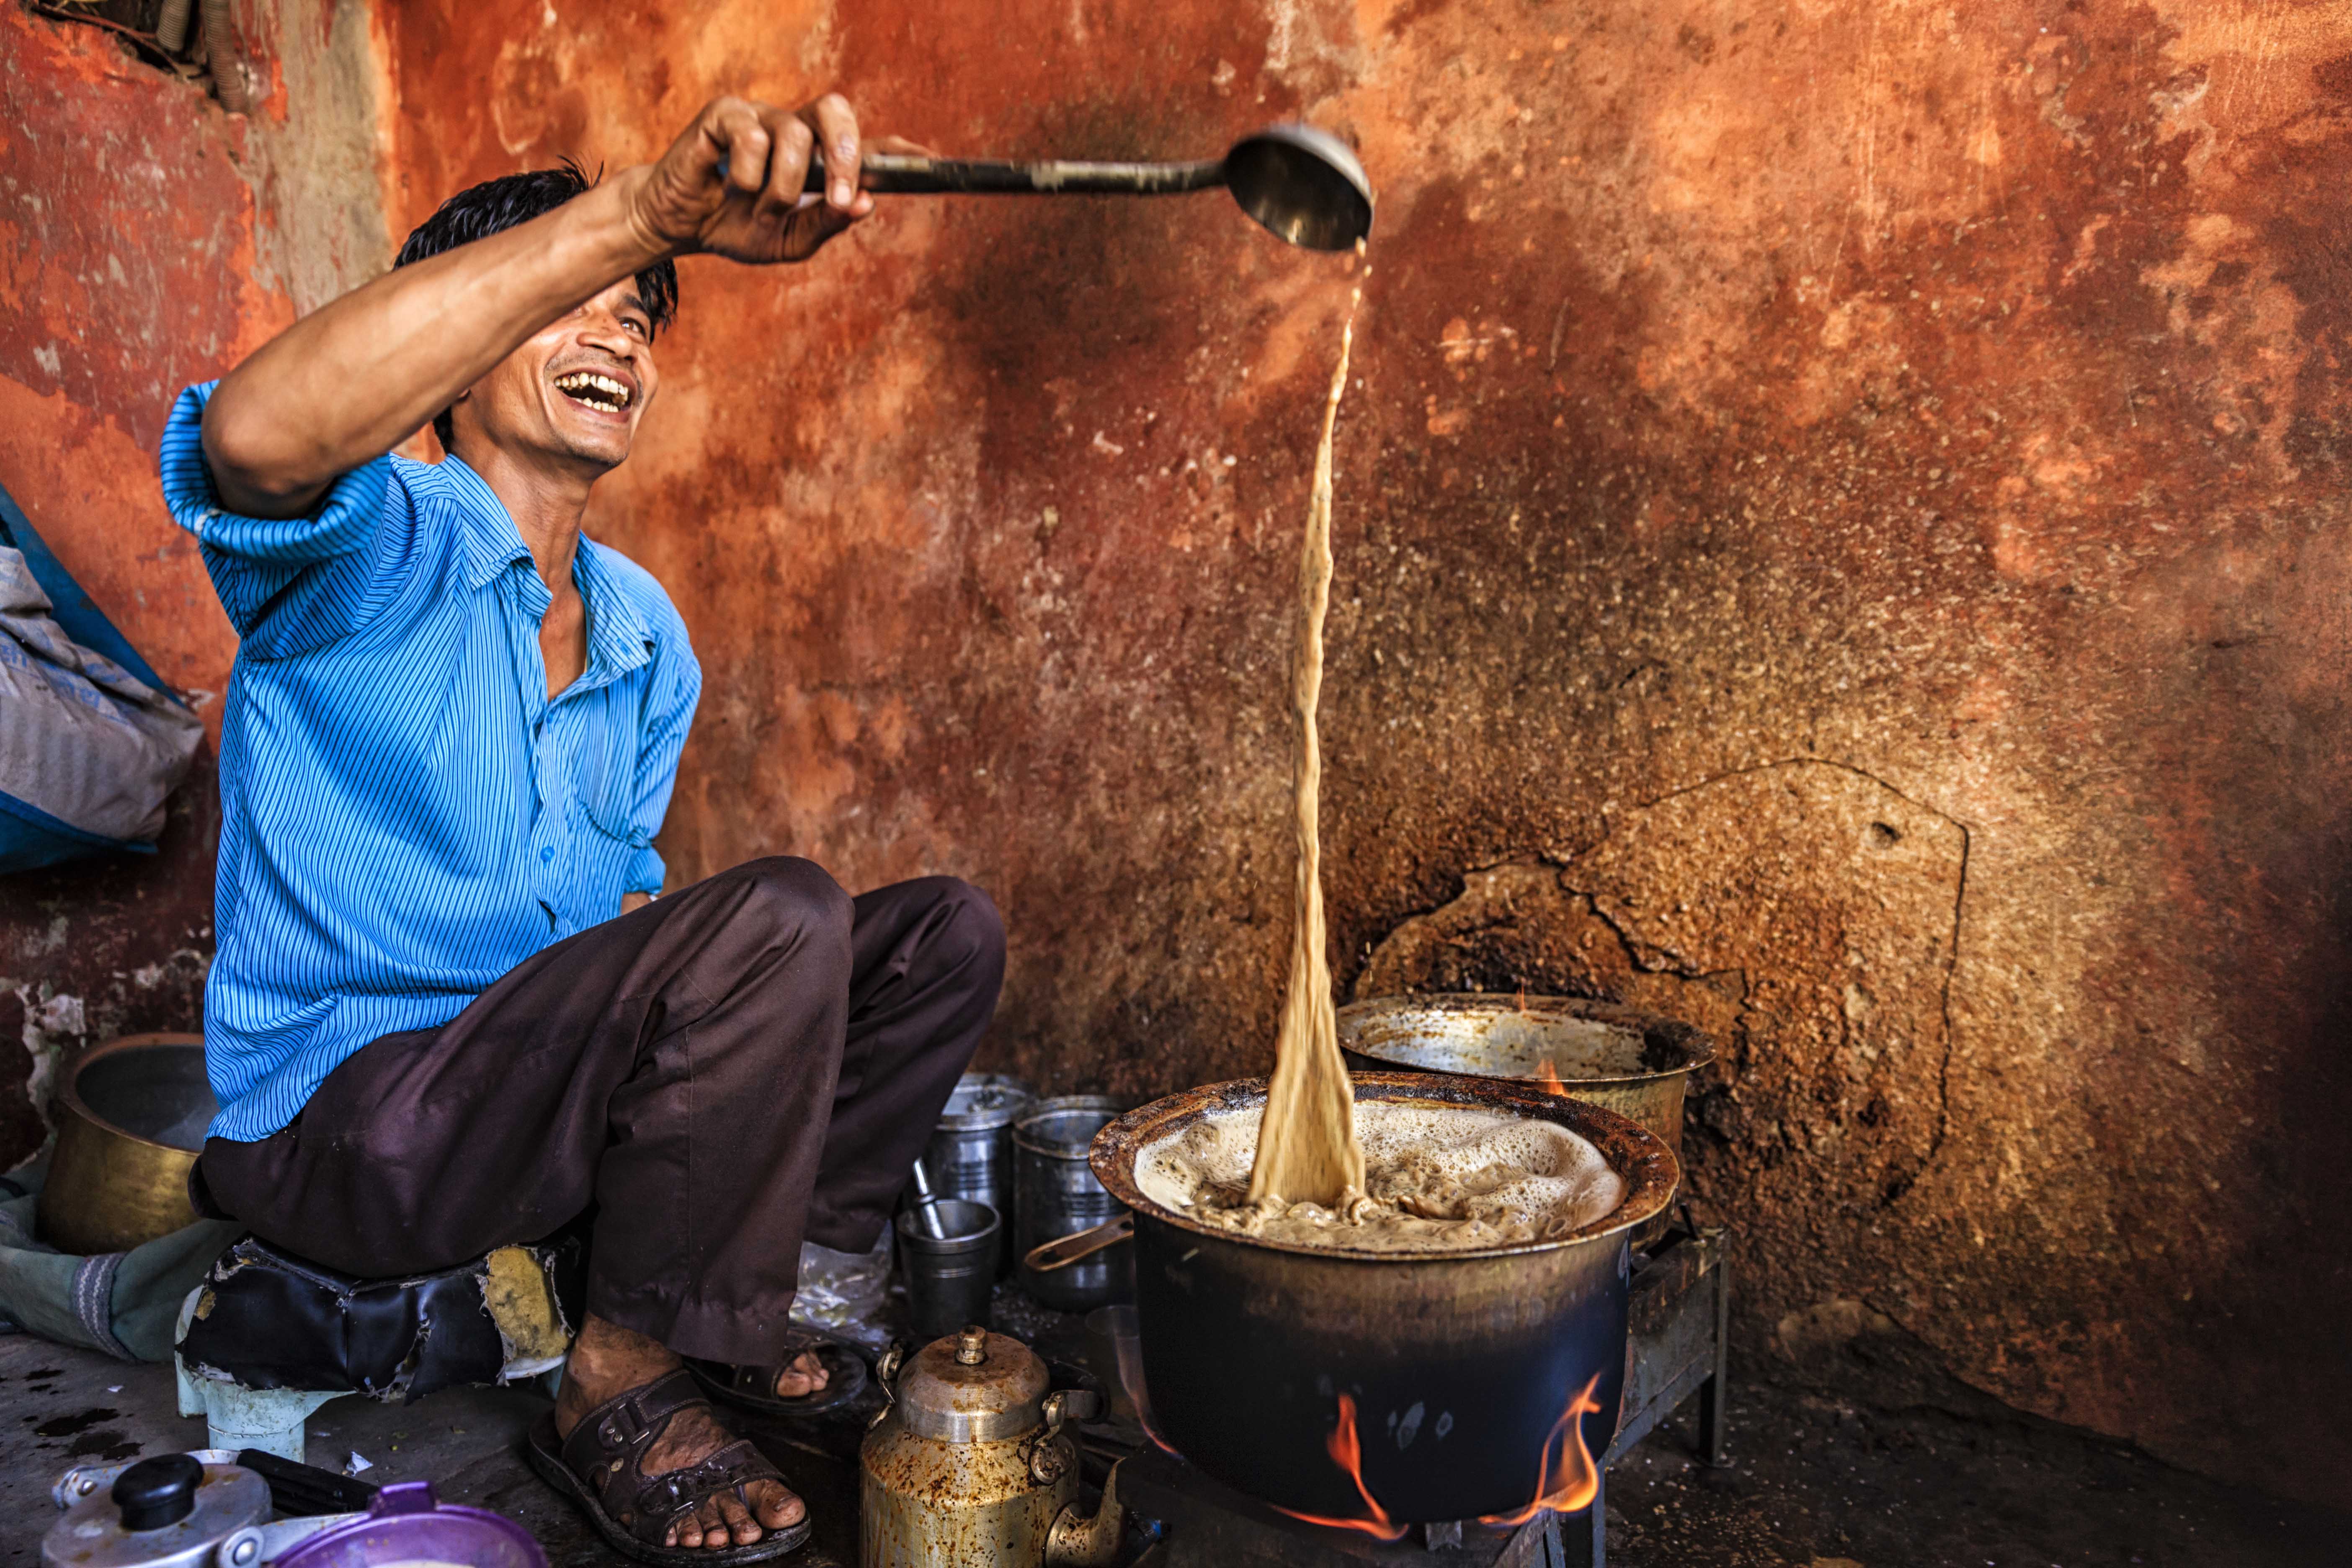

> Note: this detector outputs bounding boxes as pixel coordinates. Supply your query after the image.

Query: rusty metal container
[1338,994,1714,1246]
[37,1034,213,1254]
[1090,1073,1678,1524]
[858,1326,1124,1568]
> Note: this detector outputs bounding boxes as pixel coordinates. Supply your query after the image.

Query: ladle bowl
[805,121,1374,251]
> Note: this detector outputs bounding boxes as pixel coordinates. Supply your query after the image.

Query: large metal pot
[1090,1073,1677,1524]
[38,1034,214,1254]
[1339,995,1714,1247]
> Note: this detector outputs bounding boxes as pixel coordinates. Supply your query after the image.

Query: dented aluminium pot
[1338,994,1715,1248]
[1089,1073,1678,1524]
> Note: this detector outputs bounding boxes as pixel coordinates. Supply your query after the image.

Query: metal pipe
[200,0,246,113]
[156,0,193,54]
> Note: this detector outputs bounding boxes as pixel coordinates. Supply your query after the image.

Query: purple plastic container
[273,1481,546,1568]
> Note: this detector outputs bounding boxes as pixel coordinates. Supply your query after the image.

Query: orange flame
[1271,1394,1411,1542]
[1477,1372,1605,1526]
[1534,1056,1570,1096]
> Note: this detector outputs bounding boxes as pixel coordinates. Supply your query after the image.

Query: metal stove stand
[1115,1222,1730,1568]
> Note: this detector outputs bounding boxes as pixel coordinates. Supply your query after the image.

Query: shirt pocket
[572,793,645,931]
[574,689,646,845]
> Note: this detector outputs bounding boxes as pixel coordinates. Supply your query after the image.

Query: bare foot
[557,1315,805,1550]
[772,1348,830,1399]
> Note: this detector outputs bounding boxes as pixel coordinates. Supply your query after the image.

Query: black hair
[392,157,678,451]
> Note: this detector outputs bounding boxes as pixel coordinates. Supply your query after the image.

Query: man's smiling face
[449,278,660,475]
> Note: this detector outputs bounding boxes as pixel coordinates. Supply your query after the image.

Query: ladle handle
[808,149,1226,196]
[1023,1212,1134,1273]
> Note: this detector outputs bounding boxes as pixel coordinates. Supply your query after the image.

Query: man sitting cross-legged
[165,94,993,1562]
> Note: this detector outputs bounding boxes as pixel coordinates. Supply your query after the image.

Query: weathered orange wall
[0,0,2334,1510]
[379,0,2352,1504]
[0,1,386,1157]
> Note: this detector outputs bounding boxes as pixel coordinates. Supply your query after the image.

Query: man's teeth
[554,371,632,409]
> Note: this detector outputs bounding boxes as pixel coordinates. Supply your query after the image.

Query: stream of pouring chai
[1141,262,1625,1251]
[1247,278,1366,1211]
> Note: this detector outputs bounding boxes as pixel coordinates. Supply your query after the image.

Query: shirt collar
[441,454,535,593]
[439,454,656,689]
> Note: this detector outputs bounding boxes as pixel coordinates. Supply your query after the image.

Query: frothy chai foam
[1138,1100,1627,1252]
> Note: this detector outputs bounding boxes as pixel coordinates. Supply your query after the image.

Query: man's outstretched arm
[202,95,873,520]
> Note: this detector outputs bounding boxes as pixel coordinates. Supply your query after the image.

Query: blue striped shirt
[160,382,702,1142]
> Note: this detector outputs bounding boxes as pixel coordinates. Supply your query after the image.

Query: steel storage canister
[927,1073,1035,1274]
[1014,1096,1131,1312]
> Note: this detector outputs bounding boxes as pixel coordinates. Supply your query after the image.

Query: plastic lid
[272,1481,546,1568]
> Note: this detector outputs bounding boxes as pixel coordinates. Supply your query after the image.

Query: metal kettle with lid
[859,1326,1125,1568]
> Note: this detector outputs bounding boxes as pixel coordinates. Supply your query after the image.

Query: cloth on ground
[0,1160,241,1361]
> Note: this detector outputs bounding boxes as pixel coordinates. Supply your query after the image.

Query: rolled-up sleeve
[623,639,701,896]
[159,382,402,654]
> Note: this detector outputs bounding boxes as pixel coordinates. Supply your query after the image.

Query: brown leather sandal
[686,1329,869,1418]
[523,1366,812,1564]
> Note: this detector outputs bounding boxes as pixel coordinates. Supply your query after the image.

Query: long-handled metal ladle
[802,122,1373,251]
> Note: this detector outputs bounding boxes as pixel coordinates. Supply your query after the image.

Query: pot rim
[57,1033,209,1156]
[1338,992,1718,1084]
[1088,1071,1680,1262]
[1013,1094,1126,1157]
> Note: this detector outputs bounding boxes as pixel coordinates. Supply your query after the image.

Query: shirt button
[540,846,555,863]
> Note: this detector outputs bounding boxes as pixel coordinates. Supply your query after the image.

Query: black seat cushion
[177,1230,586,1402]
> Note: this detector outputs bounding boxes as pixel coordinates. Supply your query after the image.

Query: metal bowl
[1340,994,1715,1245]
[36,1034,213,1253]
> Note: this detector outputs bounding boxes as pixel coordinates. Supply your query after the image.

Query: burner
[1114,1222,1730,1568]
[1121,1442,1558,1566]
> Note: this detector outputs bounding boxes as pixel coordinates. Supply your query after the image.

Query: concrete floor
[10,1312,2343,1568]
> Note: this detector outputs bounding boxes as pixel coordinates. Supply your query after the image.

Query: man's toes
[716,1489,759,1546]
[694,1496,734,1549]
[669,1512,702,1549]
[752,1478,806,1529]
[774,1350,829,1398]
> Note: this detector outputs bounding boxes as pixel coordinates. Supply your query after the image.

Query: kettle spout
[1043,1457,1127,1568]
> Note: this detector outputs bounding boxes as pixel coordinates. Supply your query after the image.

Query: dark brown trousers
[192,858,1002,1364]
